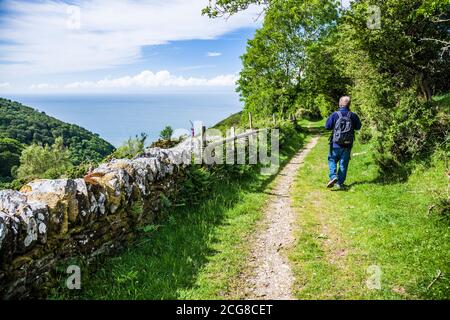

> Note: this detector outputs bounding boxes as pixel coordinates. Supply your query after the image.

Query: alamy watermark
[66,5,81,30]
[367,5,381,30]
[366,265,382,290]
[66,265,81,290]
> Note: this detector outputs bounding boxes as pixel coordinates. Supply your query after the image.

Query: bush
[150,138,180,149]
[357,126,372,145]
[159,126,173,141]
[66,163,96,179]
[372,89,448,175]
[17,137,73,181]
[110,133,147,159]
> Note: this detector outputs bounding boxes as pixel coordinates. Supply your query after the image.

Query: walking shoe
[335,184,347,191]
[327,177,338,188]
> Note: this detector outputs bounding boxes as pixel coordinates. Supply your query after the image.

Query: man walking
[325,96,362,190]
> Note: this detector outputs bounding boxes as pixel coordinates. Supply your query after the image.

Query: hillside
[0,98,115,179]
[212,111,243,132]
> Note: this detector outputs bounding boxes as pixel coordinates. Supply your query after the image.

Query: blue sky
[0,0,262,93]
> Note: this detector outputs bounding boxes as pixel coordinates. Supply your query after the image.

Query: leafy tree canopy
[17,137,73,181]
[221,0,449,174]
[0,138,24,178]
[202,0,270,18]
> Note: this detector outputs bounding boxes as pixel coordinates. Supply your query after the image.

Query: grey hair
[339,96,351,107]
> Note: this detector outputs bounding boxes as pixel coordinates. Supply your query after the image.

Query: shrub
[159,126,173,141]
[371,89,448,175]
[17,137,73,181]
[111,133,147,159]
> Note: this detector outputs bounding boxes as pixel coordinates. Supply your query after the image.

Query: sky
[0,0,263,94]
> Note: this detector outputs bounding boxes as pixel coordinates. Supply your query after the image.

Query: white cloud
[178,65,215,71]
[63,70,238,90]
[207,52,222,57]
[30,83,59,90]
[0,82,10,88]
[0,0,260,79]
[27,70,239,92]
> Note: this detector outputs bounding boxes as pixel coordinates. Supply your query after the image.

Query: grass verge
[290,135,449,299]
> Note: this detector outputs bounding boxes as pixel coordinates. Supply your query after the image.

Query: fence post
[201,125,206,163]
[231,126,236,149]
[272,113,276,125]
[229,126,236,164]
[249,112,253,130]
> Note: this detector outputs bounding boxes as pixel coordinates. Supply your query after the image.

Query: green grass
[53,122,307,300]
[298,118,326,129]
[290,136,450,299]
[433,92,450,104]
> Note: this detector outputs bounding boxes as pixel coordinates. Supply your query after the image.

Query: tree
[17,137,73,180]
[159,126,173,141]
[203,0,270,18]
[341,0,450,101]
[330,0,450,170]
[216,0,449,173]
[237,0,339,118]
[0,138,24,178]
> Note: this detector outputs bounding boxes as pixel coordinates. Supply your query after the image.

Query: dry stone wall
[0,141,196,299]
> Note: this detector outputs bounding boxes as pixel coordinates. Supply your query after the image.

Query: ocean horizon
[2,93,242,147]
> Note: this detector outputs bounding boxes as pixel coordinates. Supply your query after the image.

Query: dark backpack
[332,111,354,147]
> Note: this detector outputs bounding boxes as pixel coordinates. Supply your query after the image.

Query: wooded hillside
[0,98,115,180]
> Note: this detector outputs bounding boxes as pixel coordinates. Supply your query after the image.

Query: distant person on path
[325,96,362,190]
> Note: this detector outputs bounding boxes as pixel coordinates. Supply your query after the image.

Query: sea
[3,93,242,147]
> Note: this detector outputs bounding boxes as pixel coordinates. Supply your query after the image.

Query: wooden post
[231,126,236,148]
[249,112,253,130]
[272,113,276,125]
[229,126,236,164]
[201,125,206,163]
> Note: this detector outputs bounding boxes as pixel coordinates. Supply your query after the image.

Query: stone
[0,190,48,255]
[21,179,78,235]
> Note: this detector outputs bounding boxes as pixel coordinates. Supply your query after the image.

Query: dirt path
[244,136,320,300]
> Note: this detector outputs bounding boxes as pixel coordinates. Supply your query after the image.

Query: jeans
[328,146,351,185]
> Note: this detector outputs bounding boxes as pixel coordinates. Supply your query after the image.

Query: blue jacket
[325,107,362,148]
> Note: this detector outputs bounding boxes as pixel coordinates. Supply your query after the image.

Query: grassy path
[289,136,449,299]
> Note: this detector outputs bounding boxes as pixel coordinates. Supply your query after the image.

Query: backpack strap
[339,110,352,119]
